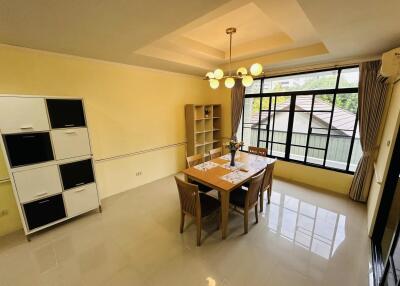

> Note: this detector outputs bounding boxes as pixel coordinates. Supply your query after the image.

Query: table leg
[220,191,230,239]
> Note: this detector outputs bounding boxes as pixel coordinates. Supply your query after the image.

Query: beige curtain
[349,60,388,202]
[231,79,245,140]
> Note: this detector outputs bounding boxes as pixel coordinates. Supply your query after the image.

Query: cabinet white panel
[51,128,91,160]
[63,183,99,217]
[13,165,63,203]
[0,97,50,134]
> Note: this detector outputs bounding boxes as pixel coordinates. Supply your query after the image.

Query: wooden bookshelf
[185,104,222,158]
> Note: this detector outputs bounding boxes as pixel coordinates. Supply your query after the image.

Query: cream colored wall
[367,81,400,235]
[274,160,353,195]
[0,44,230,236]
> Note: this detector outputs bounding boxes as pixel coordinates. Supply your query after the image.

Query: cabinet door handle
[75,188,86,193]
[75,182,85,187]
[35,192,48,197]
[38,199,50,204]
[65,131,77,134]
[65,124,75,127]
[20,125,33,130]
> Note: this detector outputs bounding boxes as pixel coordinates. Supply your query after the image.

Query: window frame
[239,66,360,174]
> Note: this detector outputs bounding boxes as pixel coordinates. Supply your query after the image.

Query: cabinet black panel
[46,99,86,128]
[23,194,66,230]
[4,133,54,167]
[59,159,94,190]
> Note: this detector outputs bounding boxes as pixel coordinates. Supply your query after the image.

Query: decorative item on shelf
[204,107,210,118]
[204,27,264,90]
[225,139,244,167]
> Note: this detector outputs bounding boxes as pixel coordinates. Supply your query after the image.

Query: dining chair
[209,147,222,160]
[259,161,276,212]
[186,154,213,193]
[248,146,268,157]
[186,154,203,167]
[175,177,220,246]
[229,169,265,234]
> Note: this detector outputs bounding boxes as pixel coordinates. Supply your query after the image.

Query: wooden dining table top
[182,151,276,192]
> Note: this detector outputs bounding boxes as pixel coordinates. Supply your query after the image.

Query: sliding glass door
[372,127,400,285]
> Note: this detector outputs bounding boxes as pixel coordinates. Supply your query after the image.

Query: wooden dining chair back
[229,169,265,234]
[175,176,220,246]
[209,147,222,160]
[259,161,276,212]
[246,169,266,209]
[186,154,203,168]
[175,176,200,217]
[185,154,213,193]
[248,146,268,157]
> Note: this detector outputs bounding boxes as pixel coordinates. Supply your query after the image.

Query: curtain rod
[262,56,380,78]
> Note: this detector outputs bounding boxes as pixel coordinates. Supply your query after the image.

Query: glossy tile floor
[0,175,370,286]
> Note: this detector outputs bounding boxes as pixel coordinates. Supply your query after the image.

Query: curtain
[349,60,389,202]
[231,79,245,140]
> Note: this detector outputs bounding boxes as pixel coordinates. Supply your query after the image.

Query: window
[239,67,361,173]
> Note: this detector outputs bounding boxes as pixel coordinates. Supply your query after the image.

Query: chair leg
[244,209,249,234]
[260,192,264,213]
[196,218,202,246]
[180,212,185,233]
[255,205,259,224]
[217,210,221,230]
[268,187,271,204]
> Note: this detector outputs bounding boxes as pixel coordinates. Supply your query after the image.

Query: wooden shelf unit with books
[185,104,222,158]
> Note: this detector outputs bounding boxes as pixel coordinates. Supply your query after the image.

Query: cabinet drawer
[46,99,86,129]
[13,165,63,203]
[51,128,91,160]
[59,159,95,190]
[23,194,66,230]
[4,132,54,168]
[63,183,99,217]
[0,97,50,134]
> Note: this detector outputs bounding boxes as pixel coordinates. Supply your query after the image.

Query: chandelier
[205,27,264,89]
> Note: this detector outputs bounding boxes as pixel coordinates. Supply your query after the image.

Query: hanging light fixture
[205,27,264,89]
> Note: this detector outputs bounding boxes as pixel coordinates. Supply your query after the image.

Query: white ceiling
[0,0,399,75]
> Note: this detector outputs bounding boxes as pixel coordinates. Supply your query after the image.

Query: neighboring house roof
[249,96,357,136]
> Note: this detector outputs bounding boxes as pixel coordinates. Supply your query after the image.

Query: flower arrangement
[225,139,244,151]
[225,139,243,166]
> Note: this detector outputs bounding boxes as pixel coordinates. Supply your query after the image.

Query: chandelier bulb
[209,79,219,89]
[225,77,235,89]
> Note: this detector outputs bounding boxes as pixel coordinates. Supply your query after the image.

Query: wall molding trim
[95,142,187,163]
[0,178,10,184]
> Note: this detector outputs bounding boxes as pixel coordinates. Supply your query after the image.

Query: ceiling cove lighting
[205,27,264,89]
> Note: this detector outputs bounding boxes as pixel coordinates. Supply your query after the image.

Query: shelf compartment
[14,165,63,204]
[59,159,95,190]
[195,120,204,133]
[194,106,204,120]
[204,105,212,119]
[0,97,50,134]
[23,194,66,231]
[46,99,86,129]
[213,105,221,117]
[63,183,99,218]
[213,117,221,130]
[4,132,54,168]
[51,128,91,160]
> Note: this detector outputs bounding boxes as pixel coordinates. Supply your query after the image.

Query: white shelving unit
[0,95,101,240]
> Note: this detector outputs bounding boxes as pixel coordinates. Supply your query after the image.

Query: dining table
[182,151,276,239]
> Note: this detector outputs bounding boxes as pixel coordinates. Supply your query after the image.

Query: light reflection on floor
[265,192,346,260]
